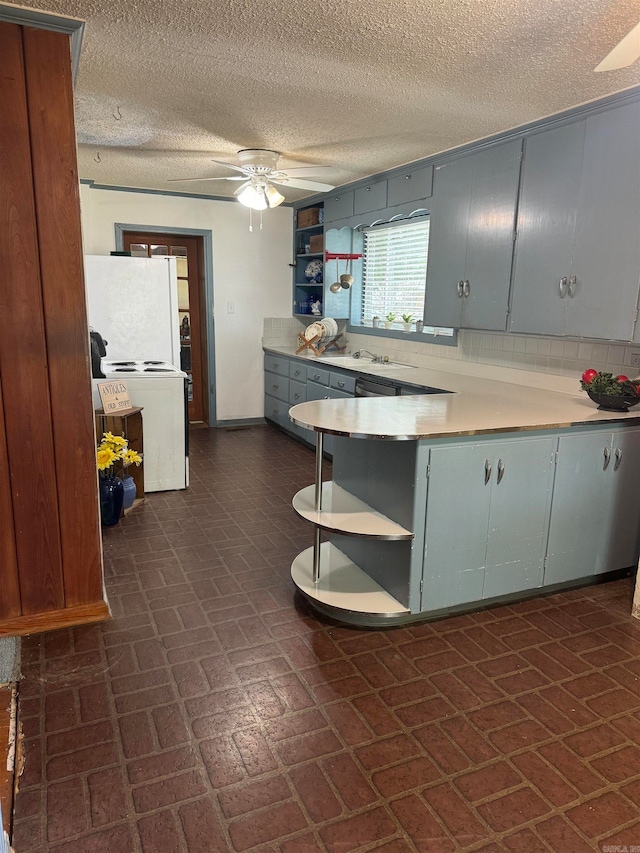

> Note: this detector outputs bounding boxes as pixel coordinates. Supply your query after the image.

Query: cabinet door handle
[457,281,464,298]
[337,381,345,388]
[324,395,330,400]
[603,446,611,470]
[272,363,278,369]
[559,276,567,298]
[313,373,320,380]
[294,370,300,376]
[496,459,505,484]
[568,275,577,298]
[614,448,623,470]
[463,280,470,298]
[484,459,492,484]
[294,393,300,399]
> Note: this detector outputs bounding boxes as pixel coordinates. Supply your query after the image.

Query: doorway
[123,232,208,424]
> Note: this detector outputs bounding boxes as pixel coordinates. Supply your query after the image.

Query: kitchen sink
[319,356,416,371]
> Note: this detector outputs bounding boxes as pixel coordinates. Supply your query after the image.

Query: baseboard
[0,600,111,638]
[216,417,266,429]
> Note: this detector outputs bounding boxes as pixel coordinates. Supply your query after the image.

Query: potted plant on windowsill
[401,313,413,332]
[384,312,396,330]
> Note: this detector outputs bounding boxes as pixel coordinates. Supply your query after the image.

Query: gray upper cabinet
[568,102,640,341]
[387,165,433,207]
[424,140,522,330]
[508,121,584,335]
[510,100,640,340]
[324,191,354,223]
[354,180,387,215]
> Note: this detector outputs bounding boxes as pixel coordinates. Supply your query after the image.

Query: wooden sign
[97,380,133,413]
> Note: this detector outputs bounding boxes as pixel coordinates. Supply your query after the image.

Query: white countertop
[265,345,640,439]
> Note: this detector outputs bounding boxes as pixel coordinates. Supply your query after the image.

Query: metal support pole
[312,431,324,583]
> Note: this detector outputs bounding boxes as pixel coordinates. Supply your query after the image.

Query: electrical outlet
[631,352,640,367]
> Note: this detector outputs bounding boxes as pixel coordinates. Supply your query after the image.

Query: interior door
[124,233,208,423]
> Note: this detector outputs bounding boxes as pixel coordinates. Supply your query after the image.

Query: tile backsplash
[263,319,640,388]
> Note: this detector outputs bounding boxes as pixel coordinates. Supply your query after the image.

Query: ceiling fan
[169,149,337,209]
[594,20,640,72]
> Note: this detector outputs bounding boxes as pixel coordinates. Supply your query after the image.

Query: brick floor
[12,424,640,852]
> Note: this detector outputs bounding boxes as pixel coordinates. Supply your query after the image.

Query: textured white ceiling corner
[15,0,640,200]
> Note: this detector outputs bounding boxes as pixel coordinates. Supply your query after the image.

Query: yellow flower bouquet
[96,432,143,524]
[96,432,142,475]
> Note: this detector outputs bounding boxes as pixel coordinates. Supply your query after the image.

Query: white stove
[93,359,188,492]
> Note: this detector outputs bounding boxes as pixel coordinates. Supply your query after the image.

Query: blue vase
[122,475,136,510]
[99,475,124,526]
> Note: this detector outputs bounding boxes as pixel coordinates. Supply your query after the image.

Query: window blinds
[362,219,430,324]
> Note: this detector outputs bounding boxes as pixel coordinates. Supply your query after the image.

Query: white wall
[80,184,293,421]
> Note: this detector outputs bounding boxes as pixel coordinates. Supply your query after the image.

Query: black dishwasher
[355,376,452,397]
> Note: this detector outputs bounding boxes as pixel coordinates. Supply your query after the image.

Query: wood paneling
[23,27,103,606]
[0,22,106,634]
[0,22,65,614]
[0,379,21,619]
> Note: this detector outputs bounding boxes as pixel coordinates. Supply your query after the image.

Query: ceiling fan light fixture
[265,185,285,208]
[238,183,268,210]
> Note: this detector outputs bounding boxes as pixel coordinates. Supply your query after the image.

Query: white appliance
[93,360,188,493]
[85,255,180,367]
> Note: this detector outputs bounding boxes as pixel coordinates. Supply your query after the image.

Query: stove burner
[114,367,137,372]
[143,360,164,365]
[144,367,173,372]
[111,361,136,366]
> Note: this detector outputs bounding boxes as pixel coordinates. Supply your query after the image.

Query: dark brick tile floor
[12,425,640,852]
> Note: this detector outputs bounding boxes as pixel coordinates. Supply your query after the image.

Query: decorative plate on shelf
[304,259,323,283]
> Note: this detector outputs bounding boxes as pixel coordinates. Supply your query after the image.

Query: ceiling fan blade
[210,159,250,174]
[271,177,336,192]
[167,175,247,183]
[594,21,640,71]
[274,166,337,179]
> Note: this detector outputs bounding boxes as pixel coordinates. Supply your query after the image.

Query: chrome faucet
[352,349,381,362]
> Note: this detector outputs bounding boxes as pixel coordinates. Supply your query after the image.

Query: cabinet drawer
[265,376,289,402]
[354,180,388,215]
[387,165,433,206]
[264,394,289,428]
[264,354,290,377]
[330,372,355,394]
[324,191,354,222]
[307,366,330,386]
[289,361,307,381]
[289,379,307,405]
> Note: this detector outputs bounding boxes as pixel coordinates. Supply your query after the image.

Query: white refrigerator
[85,256,188,492]
[84,255,181,367]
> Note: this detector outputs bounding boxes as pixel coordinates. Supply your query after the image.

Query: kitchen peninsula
[267,348,640,626]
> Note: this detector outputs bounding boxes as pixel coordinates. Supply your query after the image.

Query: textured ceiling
[16,0,640,201]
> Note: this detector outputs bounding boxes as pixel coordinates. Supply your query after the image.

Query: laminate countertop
[264,345,640,440]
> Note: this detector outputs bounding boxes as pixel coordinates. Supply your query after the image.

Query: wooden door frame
[115,223,216,425]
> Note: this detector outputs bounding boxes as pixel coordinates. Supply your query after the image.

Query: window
[360,216,453,336]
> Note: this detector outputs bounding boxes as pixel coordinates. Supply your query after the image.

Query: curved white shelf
[292,483,413,540]
[291,542,409,617]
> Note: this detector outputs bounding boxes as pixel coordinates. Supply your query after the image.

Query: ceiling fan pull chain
[260,209,263,231]
[249,207,253,232]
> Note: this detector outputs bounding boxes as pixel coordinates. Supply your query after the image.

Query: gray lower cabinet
[510,100,640,340]
[306,379,353,456]
[544,427,640,585]
[422,435,555,611]
[425,139,522,331]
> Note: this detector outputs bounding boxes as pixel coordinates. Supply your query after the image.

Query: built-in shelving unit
[290,428,414,622]
[293,204,324,317]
